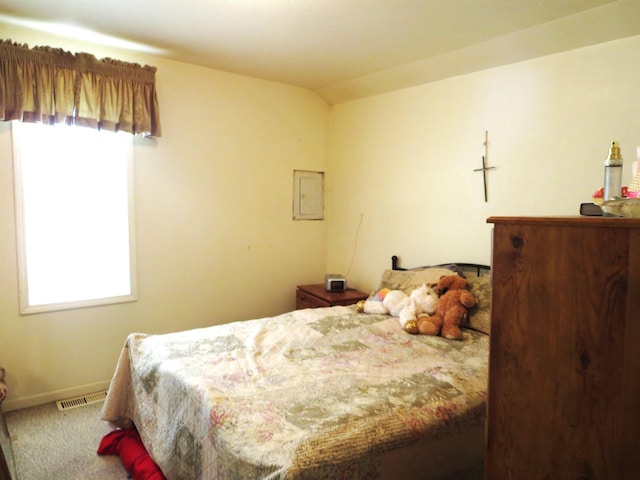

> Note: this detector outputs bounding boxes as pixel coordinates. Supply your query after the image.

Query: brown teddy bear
[416,274,475,340]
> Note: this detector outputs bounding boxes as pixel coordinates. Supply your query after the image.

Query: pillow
[466,275,491,334]
[377,267,457,295]
[432,263,467,278]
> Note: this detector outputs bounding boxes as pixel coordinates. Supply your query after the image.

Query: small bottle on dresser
[603,141,623,201]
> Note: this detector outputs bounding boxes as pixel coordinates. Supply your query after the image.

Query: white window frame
[12,122,137,314]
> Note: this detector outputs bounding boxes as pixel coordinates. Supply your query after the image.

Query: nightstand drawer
[296,289,331,309]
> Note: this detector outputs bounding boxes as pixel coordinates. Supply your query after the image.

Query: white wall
[0,25,330,410]
[3,23,640,412]
[327,35,640,294]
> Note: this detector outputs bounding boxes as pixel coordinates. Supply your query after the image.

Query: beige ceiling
[0,0,639,104]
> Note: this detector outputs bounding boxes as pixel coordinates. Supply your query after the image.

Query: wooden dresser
[485,216,640,480]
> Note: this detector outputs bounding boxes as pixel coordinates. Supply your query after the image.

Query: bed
[101,257,492,480]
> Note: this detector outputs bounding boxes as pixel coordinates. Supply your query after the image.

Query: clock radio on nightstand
[324,274,347,292]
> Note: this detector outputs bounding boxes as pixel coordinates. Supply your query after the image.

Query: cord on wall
[345,213,363,279]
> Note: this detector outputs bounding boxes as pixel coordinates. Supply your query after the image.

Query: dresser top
[487,216,640,228]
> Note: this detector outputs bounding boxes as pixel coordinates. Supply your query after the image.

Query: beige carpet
[4,400,483,480]
[5,400,127,480]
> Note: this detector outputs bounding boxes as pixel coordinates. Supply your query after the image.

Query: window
[12,122,137,314]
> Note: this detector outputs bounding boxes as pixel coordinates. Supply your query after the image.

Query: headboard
[391,255,490,278]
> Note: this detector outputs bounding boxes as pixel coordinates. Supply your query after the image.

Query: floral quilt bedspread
[102,306,489,480]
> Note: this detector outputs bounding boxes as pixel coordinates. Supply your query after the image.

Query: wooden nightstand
[296,284,369,309]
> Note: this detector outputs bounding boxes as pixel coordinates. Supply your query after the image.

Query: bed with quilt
[101,258,492,480]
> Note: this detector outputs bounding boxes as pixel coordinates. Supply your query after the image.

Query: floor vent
[56,390,108,411]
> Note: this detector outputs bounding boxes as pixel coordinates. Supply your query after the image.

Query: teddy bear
[357,284,438,333]
[416,274,475,340]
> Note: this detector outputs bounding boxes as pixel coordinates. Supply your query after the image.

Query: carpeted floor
[5,400,127,480]
[4,399,483,480]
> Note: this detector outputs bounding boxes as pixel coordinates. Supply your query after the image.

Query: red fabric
[98,428,166,480]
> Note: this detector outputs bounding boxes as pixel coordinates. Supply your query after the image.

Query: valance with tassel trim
[0,39,161,136]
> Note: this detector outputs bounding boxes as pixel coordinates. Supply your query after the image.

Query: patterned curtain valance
[0,39,161,136]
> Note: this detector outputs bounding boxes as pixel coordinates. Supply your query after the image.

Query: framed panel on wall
[293,170,324,220]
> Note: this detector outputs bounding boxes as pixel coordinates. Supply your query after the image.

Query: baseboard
[2,380,112,412]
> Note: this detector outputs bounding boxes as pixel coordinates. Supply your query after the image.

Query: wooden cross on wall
[473,130,496,202]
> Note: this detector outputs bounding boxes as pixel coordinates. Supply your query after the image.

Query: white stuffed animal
[359,284,439,333]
